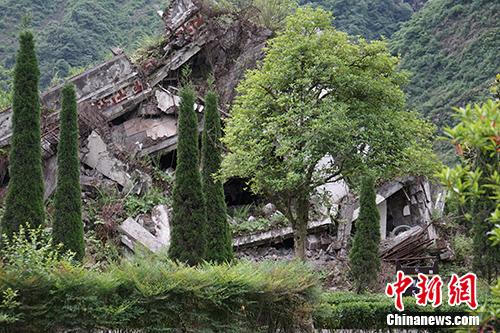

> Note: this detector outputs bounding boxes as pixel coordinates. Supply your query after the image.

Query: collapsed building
[0,0,448,266]
[0,0,270,193]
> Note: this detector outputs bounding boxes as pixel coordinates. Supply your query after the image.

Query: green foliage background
[391,0,500,127]
[302,0,415,39]
[0,0,165,88]
[0,0,497,132]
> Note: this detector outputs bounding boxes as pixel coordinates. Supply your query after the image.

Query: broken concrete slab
[155,89,180,114]
[306,234,321,250]
[233,219,332,249]
[137,117,204,157]
[112,116,177,154]
[151,204,171,248]
[0,54,141,148]
[119,217,165,253]
[82,131,133,189]
[128,170,153,196]
[43,155,58,200]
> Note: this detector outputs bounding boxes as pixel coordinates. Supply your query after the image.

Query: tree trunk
[292,195,310,261]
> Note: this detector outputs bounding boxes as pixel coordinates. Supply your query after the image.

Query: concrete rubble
[233,176,448,266]
[119,204,172,253]
[119,217,166,253]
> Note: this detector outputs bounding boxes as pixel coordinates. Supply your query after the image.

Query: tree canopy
[221,7,437,259]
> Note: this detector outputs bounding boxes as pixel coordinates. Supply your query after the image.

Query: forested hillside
[0,0,164,88]
[391,0,500,126]
[301,0,417,39]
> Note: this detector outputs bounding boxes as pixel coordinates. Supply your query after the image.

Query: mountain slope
[0,0,165,88]
[301,0,416,39]
[391,0,500,126]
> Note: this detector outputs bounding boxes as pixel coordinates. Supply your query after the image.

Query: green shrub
[0,255,320,332]
[201,90,233,263]
[83,230,121,270]
[452,234,473,267]
[169,86,207,266]
[207,0,298,31]
[349,175,380,293]
[314,292,486,329]
[0,226,75,276]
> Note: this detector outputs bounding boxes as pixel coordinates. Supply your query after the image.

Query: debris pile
[380,225,437,262]
[119,204,171,253]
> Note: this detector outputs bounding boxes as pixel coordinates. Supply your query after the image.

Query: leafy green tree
[52,84,85,261]
[438,96,500,280]
[168,86,207,265]
[1,31,44,239]
[221,7,437,260]
[349,175,380,293]
[201,90,233,263]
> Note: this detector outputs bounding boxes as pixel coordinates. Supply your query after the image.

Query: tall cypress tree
[349,175,381,293]
[168,86,207,265]
[1,30,44,239]
[52,84,85,261]
[201,91,233,263]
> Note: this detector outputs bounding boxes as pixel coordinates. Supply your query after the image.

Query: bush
[0,255,320,332]
[169,86,207,266]
[124,187,168,217]
[201,90,233,263]
[452,234,473,267]
[0,226,75,276]
[314,292,485,329]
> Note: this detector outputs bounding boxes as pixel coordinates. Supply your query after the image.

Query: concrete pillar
[378,198,387,240]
